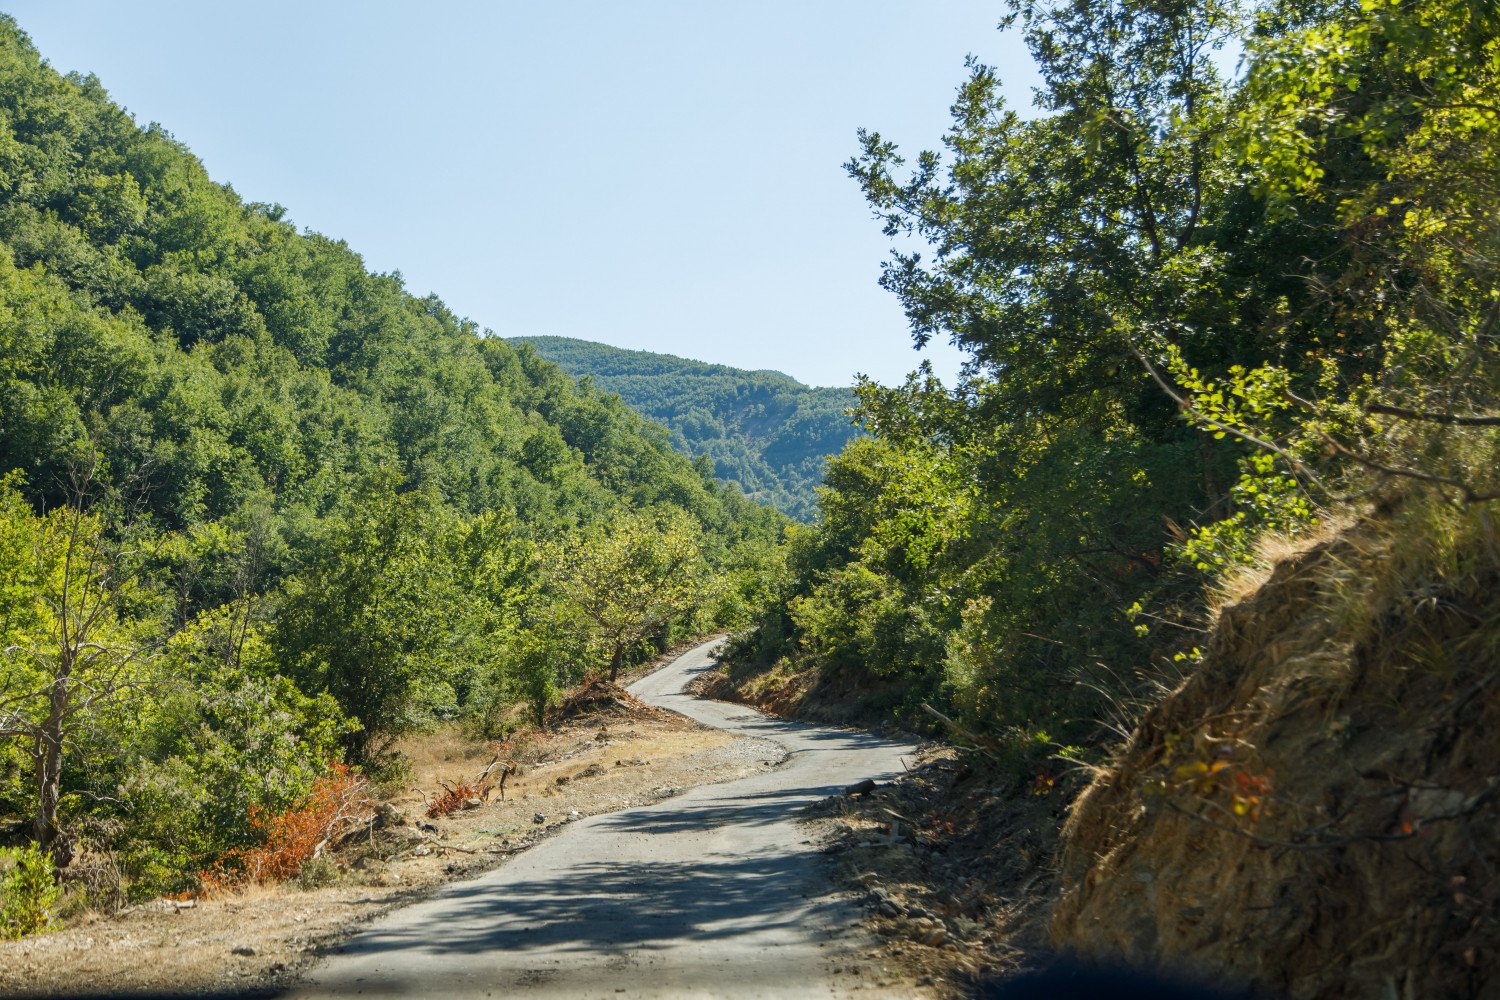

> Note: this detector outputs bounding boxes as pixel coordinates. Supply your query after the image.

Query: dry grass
[1052,490,1500,998]
[1209,509,1357,615]
[392,725,499,794]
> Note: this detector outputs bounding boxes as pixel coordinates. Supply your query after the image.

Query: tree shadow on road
[322,845,848,960]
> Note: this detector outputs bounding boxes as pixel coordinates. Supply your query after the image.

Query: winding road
[289,638,916,998]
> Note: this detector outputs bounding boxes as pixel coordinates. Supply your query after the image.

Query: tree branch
[1366,403,1500,427]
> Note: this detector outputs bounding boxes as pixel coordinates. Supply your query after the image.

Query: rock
[230,945,257,957]
[846,778,878,798]
[462,798,483,810]
[555,775,570,786]
[533,813,546,824]
[374,802,407,827]
[879,900,902,918]
[578,763,607,778]
[412,845,431,857]
[916,975,934,986]
[921,926,948,947]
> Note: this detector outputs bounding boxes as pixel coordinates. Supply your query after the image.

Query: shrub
[294,855,340,891]
[199,763,372,894]
[115,663,352,901]
[0,843,59,939]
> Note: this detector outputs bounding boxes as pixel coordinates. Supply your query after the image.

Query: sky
[5,2,1041,388]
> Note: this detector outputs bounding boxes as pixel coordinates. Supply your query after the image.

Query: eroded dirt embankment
[1052,523,1500,999]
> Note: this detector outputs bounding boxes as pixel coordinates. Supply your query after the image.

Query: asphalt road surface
[289,638,917,999]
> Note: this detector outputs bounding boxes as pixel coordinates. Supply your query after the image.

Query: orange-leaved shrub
[198,764,372,894]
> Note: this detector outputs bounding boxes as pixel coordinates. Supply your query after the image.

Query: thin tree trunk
[1198,429,1225,519]
[609,645,623,683]
[34,676,69,867]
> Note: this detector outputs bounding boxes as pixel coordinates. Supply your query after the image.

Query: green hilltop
[511,336,859,521]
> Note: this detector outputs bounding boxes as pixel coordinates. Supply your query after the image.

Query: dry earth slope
[1052,516,1500,998]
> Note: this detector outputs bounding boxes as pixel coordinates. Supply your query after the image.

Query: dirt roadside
[0,672,785,999]
[801,744,1078,998]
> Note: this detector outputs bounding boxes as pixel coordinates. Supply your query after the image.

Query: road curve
[288,638,917,999]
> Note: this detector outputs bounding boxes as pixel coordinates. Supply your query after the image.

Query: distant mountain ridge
[510,337,859,520]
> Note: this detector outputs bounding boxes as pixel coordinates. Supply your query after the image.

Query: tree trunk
[34,677,70,867]
[1198,428,1225,519]
[609,645,623,683]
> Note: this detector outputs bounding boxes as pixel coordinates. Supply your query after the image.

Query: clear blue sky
[5,2,1039,388]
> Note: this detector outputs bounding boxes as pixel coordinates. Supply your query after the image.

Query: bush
[115,659,352,901]
[199,763,373,893]
[0,843,58,939]
[294,855,340,891]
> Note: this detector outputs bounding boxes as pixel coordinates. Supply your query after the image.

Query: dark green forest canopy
[511,336,860,521]
[0,18,782,554]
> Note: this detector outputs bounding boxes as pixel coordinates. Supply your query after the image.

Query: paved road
[290,638,916,999]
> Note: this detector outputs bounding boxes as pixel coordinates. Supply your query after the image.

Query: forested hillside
[0,15,781,904]
[4,0,1499,991]
[512,336,858,520]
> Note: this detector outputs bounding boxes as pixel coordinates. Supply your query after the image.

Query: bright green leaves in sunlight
[732,0,1500,767]
[550,507,707,682]
[0,473,158,865]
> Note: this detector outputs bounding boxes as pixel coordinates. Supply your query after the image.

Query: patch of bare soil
[806,745,1082,998]
[1052,525,1500,998]
[0,683,784,999]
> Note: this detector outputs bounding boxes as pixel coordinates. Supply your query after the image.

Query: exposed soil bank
[1053,523,1500,999]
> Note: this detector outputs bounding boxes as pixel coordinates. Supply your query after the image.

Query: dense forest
[0,15,783,906]
[727,0,1500,764]
[511,336,859,521]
